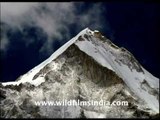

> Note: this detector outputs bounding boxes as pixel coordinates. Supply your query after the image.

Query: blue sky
[0,2,159,82]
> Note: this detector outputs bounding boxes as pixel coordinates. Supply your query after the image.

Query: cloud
[0,2,108,54]
[76,3,106,29]
[1,3,39,29]
[0,34,8,51]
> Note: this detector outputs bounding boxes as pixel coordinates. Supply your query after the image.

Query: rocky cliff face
[0,28,159,118]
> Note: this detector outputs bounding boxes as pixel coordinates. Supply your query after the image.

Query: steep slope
[0,28,159,118]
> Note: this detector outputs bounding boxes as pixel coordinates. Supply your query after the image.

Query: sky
[0,2,159,82]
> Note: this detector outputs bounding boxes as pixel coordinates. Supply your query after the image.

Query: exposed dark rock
[0,88,6,100]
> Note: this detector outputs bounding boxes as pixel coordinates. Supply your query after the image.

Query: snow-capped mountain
[0,28,159,118]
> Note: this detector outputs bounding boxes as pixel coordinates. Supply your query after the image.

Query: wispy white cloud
[0,34,8,51]
[1,3,39,29]
[0,2,107,54]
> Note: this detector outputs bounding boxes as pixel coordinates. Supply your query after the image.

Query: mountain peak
[1,28,159,117]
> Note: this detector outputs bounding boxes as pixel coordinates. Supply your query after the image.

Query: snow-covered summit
[2,28,91,86]
[2,28,97,86]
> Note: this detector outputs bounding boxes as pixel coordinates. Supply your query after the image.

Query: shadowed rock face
[56,44,123,87]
